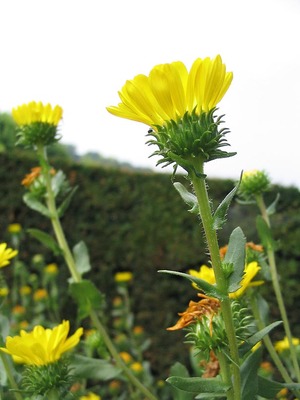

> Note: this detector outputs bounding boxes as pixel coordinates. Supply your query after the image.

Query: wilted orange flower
[246,242,264,252]
[21,166,56,187]
[167,293,220,331]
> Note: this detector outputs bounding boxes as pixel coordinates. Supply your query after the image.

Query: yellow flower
[7,223,22,234]
[12,305,26,315]
[19,285,32,295]
[0,287,9,296]
[130,361,143,373]
[119,351,132,364]
[44,263,58,275]
[0,243,18,268]
[80,392,102,400]
[107,56,234,171]
[188,262,263,298]
[107,55,232,127]
[0,320,83,365]
[274,336,300,353]
[12,101,62,126]
[33,288,48,301]
[114,271,133,283]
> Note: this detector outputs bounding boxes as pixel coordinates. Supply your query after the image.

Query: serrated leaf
[23,193,51,217]
[173,182,199,214]
[69,280,105,320]
[73,241,91,276]
[70,354,121,380]
[158,270,226,300]
[166,376,230,394]
[239,321,282,357]
[257,375,300,398]
[27,228,62,255]
[213,180,240,230]
[57,186,78,217]
[256,215,277,251]
[224,227,246,293]
[240,348,262,399]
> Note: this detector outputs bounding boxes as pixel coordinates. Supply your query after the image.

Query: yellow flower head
[80,392,102,400]
[33,288,48,301]
[0,243,18,268]
[0,320,83,365]
[114,271,133,283]
[107,56,234,171]
[19,285,32,295]
[12,101,63,147]
[130,361,143,373]
[44,263,58,275]
[0,287,9,296]
[274,336,300,353]
[7,223,22,234]
[188,262,263,298]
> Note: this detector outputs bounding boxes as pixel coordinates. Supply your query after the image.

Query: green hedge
[1,150,300,377]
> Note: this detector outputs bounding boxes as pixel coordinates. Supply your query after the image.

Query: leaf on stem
[23,193,51,218]
[173,182,199,214]
[224,227,246,293]
[57,186,78,217]
[27,228,62,255]
[213,179,240,230]
[73,241,91,276]
[70,355,121,380]
[240,347,262,399]
[166,376,230,395]
[257,376,300,398]
[69,280,105,320]
[256,216,277,251]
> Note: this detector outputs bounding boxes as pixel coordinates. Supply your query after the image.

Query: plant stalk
[0,352,23,400]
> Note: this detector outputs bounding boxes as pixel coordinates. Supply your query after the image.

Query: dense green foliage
[1,150,299,377]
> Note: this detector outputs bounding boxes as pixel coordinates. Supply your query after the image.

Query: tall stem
[256,195,300,382]
[36,146,158,400]
[0,352,23,400]
[190,163,241,400]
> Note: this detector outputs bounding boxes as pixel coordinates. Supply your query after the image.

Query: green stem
[190,163,241,400]
[36,145,157,400]
[0,352,22,400]
[256,195,300,382]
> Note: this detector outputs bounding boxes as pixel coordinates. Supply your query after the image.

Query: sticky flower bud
[239,169,270,200]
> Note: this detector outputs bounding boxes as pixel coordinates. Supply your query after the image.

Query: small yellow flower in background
[12,101,63,147]
[12,305,26,315]
[133,325,144,336]
[274,336,300,353]
[114,271,133,283]
[18,321,29,330]
[12,101,63,127]
[0,243,18,268]
[80,392,102,400]
[7,223,22,234]
[33,288,48,301]
[19,285,32,295]
[188,262,263,298]
[119,351,133,364]
[44,263,58,275]
[276,387,289,399]
[0,287,9,296]
[130,361,143,373]
[0,320,83,365]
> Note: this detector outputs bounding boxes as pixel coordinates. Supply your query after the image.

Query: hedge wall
[1,150,300,377]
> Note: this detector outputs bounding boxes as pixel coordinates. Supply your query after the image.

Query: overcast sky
[1,0,300,187]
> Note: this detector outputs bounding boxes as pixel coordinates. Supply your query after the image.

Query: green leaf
[173,182,199,214]
[23,193,51,217]
[256,215,277,251]
[27,228,62,255]
[158,270,226,300]
[57,186,78,217]
[73,241,91,276]
[166,376,230,395]
[213,179,240,230]
[168,363,194,400]
[69,280,105,320]
[224,227,246,293]
[70,354,121,380]
[51,170,66,197]
[266,193,280,216]
[239,321,282,357]
[240,348,262,399]
[257,375,300,398]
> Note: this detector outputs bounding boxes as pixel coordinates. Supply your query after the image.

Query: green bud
[239,170,270,200]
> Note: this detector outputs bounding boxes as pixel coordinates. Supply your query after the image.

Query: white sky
[1,0,300,187]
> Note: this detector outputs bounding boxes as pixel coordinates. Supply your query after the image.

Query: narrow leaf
[51,170,66,197]
[239,321,282,357]
[158,270,226,300]
[266,193,280,216]
[173,182,199,214]
[257,375,300,398]
[69,280,105,320]
[166,376,230,394]
[70,355,121,380]
[240,348,262,400]
[27,229,62,255]
[23,193,51,218]
[224,227,246,293]
[213,180,240,230]
[168,363,194,400]
[57,186,78,217]
[256,215,277,251]
[73,241,91,276]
